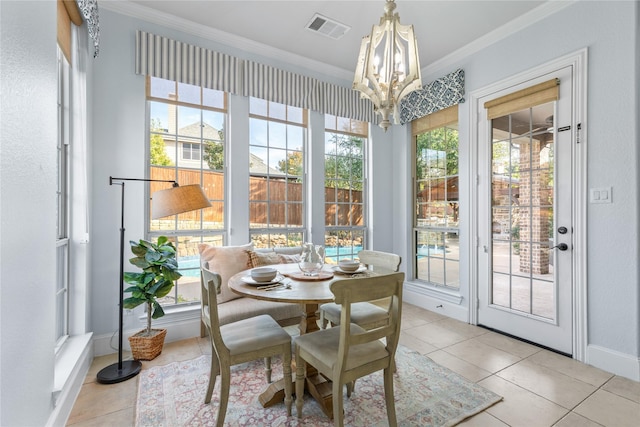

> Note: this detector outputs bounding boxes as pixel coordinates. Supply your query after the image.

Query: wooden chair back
[357,250,402,272]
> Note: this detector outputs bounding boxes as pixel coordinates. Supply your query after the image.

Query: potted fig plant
[123,236,181,360]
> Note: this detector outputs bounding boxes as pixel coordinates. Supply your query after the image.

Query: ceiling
[104,1,566,81]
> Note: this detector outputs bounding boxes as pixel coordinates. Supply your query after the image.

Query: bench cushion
[217,297,302,326]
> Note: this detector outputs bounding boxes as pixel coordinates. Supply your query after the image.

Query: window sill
[136,304,201,326]
[53,332,93,401]
[404,280,463,305]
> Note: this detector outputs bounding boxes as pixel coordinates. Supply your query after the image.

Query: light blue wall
[0,2,57,425]
[90,1,639,377]
[417,0,639,360]
[90,9,396,338]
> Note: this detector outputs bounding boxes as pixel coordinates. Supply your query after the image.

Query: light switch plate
[590,187,612,203]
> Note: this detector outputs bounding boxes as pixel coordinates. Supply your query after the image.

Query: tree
[278,151,303,177]
[149,118,173,166]
[324,134,364,191]
[415,127,458,180]
[203,126,225,170]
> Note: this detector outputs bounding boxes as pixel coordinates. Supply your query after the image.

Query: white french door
[476,65,574,355]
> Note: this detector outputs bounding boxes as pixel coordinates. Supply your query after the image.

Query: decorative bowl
[338,260,361,272]
[251,267,278,282]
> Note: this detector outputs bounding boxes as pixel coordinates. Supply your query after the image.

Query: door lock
[552,243,568,251]
[557,226,568,234]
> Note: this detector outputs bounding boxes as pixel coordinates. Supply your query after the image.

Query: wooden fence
[151,166,363,225]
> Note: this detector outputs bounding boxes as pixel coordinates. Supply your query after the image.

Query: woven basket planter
[128,328,167,360]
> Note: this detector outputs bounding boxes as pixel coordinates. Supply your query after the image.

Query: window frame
[412,106,460,290]
[56,46,71,352]
[323,114,368,263]
[146,76,228,308]
[248,97,307,249]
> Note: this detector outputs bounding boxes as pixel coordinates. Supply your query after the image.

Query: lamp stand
[97,180,142,383]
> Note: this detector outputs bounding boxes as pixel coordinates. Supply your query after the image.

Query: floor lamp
[96,176,211,384]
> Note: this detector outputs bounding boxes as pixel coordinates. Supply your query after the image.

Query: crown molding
[100,0,354,82]
[101,1,576,84]
[421,0,577,77]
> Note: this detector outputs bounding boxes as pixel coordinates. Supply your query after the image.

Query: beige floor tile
[398,332,439,354]
[573,389,640,427]
[553,411,604,427]
[67,406,134,426]
[402,321,472,349]
[602,375,640,403]
[475,330,543,359]
[67,379,137,424]
[443,338,522,373]
[497,359,597,409]
[528,349,613,387]
[479,375,569,426]
[458,411,509,426]
[427,350,493,382]
[437,317,489,338]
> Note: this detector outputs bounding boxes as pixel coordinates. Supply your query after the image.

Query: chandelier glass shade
[353,0,422,131]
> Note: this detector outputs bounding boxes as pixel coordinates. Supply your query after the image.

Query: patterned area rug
[136,345,501,426]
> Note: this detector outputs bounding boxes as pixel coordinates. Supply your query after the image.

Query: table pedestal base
[258,302,334,419]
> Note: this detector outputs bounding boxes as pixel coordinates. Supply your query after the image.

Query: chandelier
[353,0,422,131]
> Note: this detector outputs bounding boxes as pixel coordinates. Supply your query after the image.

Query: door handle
[552,243,568,251]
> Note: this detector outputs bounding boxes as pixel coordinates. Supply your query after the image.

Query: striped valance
[135,31,241,94]
[399,69,465,124]
[321,82,376,123]
[242,61,321,111]
[135,30,452,126]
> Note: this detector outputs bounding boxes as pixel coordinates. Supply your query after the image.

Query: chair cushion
[198,243,253,304]
[217,297,302,326]
[294,324,388,371]
[221,314,291,355]
[321,302,388,326]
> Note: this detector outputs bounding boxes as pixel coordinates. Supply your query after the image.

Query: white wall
[0,2,57,425]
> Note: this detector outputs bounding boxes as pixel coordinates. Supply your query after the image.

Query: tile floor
[67,303,640,426]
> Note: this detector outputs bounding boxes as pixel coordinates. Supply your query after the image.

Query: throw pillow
[247,250,281,268]
[198,242,253,304]
[279,253,301,264]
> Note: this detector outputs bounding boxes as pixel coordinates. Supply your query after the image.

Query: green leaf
[155,280,174,298]
[130,243,147,257]
[123,272,145,284]
[129,257,150,269]
[157,236,168,246]
[123,296,145,309]
[151,301,165,319]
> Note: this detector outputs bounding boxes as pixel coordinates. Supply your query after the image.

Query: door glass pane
[491,101,556,319]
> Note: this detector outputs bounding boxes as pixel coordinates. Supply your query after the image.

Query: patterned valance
[75,0,100,58]
[399,69,465,124]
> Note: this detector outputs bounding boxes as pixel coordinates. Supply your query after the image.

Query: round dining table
[228,262,391,419]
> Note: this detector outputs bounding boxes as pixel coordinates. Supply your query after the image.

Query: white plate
[332,265,366,274]
[242,274,285,286]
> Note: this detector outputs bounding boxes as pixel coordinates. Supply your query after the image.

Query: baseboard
[93,317,202,357]
[403,282,468,323]
[587,344,640,382]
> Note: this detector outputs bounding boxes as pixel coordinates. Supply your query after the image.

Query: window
[413,106,460,289]
[56,47,70,351]
[249,98,306,248]
[324,115,367,263]
[182,142,201,161]
[147,76,227,307]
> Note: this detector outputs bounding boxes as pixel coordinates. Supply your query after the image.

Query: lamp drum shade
[151,184,211,219]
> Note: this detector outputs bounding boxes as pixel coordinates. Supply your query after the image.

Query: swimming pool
[177,245,364,277]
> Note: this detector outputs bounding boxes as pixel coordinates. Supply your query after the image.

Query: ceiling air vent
[305,13,350,40]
